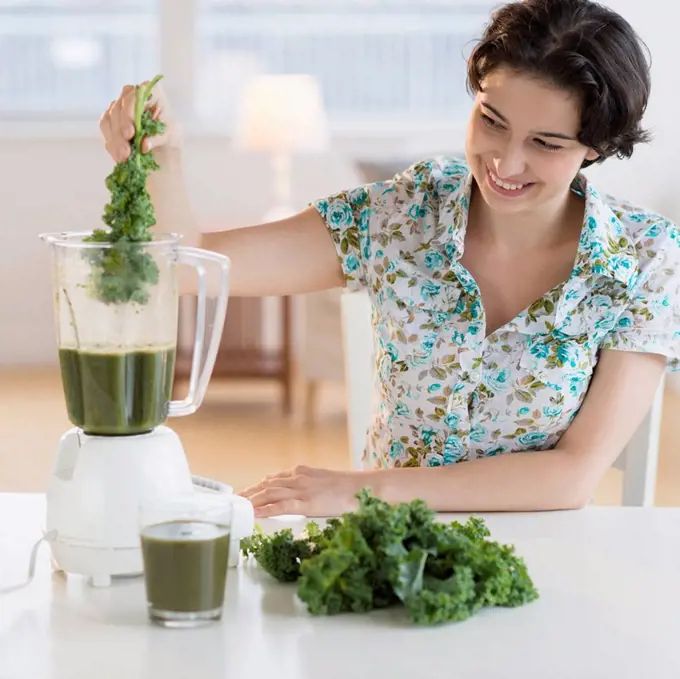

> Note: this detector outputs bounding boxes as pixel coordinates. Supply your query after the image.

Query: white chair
[340,289,664,507]
[340,289,376,471]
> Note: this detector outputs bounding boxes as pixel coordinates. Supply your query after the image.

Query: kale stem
[133,74,163,157]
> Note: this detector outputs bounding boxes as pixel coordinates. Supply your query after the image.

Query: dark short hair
[466,0,652,167]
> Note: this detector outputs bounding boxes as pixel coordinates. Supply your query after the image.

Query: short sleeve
[310,158,462,292]
[600,220,680,370]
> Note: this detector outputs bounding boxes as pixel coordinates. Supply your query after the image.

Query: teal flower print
[327,201,353,229]
[610,254,634,273]
[486,445,508,457]
[443,435,465,463]
[616,313,633,329]
[348,186,369,204]
[431,311,449,326]
[346,254,360,272]
[421,334,436,352]
[518,431,549,447]
[556,343,579,367]
[594,310,616,333]
[483,367,510,393]
[386,343,398,361]
[427,454,443,467]
[421,280,441,300]
[357,208,371,232]
[444,412,460,429]
[470,424,486,443]
[420,427,437,446]
[543,406,563,417]
[455,268,476,291]
[379,355,392,381]
[564,371,588,397]
[424,250,444,270]
[590,294,612,309]
[531,342,550,359]
[651,295,671,313]
[395,401,411,417]
[518,407,530,416]
[409,202,428,219]
[389,441,404,459]
[428,383,442,393]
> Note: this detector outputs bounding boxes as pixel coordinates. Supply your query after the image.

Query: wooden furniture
[176,293,293,415]
[340,289,666,506]
[3,493,680,678]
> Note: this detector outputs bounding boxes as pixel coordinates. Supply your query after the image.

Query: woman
[100,0,679,517]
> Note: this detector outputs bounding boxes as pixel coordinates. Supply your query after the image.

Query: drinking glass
[139,493,234,628]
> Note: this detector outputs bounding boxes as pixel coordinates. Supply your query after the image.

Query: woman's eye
[535,138,563,152]
[481,113,501,129]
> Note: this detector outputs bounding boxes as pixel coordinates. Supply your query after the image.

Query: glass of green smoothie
[139,493,234,628]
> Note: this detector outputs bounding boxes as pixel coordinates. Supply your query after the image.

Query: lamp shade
[233,74,330,153]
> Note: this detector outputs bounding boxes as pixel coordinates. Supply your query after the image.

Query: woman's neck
[467,183,585,255]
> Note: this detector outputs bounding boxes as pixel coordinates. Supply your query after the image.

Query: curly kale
[240,521,338,583]
[240,489,539,626]
[84,75,166,305]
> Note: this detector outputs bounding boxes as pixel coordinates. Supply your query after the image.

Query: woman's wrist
[360,468,400,504]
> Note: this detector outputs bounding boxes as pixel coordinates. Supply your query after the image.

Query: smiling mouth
[485,166,535,196]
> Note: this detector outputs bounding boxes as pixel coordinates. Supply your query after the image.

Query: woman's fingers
[99,81,173,163]
[239,470,302,498]
[254,499,305,518]
[247,485,301,509]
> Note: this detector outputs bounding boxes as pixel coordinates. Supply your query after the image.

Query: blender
[38,231,253,586]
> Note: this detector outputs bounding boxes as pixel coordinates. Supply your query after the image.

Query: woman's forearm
[368,449,596,512]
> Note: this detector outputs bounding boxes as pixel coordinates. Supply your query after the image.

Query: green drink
[139,494,236,628]
[58,346,176,436]
[141,521,231,627]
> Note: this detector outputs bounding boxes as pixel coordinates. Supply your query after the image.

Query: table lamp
[233,74,330,222]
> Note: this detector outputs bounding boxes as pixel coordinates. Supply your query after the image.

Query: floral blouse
[313,157,680,469]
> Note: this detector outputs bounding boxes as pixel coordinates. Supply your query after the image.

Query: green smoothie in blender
[59,345,176,436]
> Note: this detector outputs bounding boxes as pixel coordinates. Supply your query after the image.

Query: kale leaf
[240,489,539,626]
[84,75,166,305]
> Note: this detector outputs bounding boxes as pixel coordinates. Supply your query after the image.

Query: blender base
[44,425,248,586]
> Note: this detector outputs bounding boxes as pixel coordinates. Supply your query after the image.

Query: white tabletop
[1,493,679,679]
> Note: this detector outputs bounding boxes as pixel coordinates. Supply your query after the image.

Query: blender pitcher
[40,231,230,436]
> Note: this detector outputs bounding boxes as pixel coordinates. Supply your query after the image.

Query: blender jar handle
[168,246,230,417]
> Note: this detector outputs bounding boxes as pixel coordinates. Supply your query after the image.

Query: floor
[2,369,680,506]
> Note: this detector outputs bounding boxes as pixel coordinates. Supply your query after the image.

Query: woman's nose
[493,144,527,180]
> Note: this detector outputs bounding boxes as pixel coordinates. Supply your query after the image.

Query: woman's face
[465,66,599,216]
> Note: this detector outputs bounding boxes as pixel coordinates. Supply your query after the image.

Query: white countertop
[1,493,680,679]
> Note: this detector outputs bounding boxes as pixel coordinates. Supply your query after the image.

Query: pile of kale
[240,489,539,626]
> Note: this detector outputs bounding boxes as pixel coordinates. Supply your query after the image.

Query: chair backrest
[339,289,664,506]
[340,290,375,470]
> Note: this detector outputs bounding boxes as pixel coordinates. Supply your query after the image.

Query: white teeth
[489,169,524,191]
